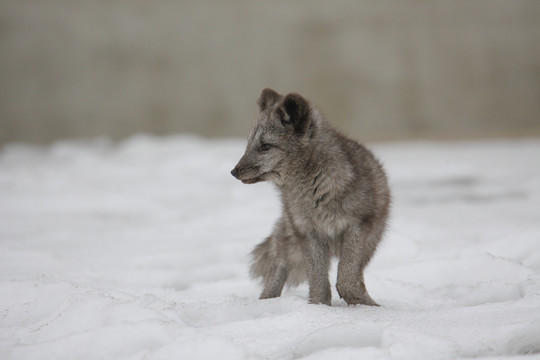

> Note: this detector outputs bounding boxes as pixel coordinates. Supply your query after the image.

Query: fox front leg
[305,236,332,305]
[336,225,379,306]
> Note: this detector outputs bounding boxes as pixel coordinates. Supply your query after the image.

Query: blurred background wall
[1,0,539,145]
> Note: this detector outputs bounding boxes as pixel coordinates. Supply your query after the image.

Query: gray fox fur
[231,88,391,306]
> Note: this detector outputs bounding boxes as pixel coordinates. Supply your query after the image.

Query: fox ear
[258,88,281,112]
[280,93,310,136]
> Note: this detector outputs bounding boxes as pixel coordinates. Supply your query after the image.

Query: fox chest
[285,195,349,240]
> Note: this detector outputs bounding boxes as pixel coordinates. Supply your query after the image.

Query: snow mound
[1,135,539,359]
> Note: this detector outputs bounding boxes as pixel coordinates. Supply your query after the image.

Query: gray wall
[1,0,539,144]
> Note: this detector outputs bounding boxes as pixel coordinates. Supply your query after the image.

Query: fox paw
[336,283,379,306]
[308,288,332,306]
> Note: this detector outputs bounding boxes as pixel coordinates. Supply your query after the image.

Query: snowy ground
[1,135,539,360]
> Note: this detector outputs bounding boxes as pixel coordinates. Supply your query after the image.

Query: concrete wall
[1,0,539,144]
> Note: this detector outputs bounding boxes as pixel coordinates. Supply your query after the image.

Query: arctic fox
[231,88,390,306]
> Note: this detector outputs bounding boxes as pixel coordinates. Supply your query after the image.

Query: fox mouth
[241,175,265,184]
[232,166,274,184]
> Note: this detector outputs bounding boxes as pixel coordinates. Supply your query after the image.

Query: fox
[231,88,391,306]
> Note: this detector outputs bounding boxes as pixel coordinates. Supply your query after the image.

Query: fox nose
[231,167,239,179]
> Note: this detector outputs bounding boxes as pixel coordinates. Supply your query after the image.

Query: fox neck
[275,142,324,191]
[274,130,354,202]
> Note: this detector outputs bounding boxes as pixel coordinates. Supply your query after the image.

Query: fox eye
[261,143,273,151]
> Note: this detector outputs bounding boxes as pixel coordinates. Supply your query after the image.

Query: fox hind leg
[259,262,289,299]
[250,234,290,299]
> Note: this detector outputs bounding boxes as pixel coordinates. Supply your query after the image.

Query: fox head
[231,88,318,185]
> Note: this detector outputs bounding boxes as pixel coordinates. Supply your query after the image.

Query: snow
[1,135,539,359]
